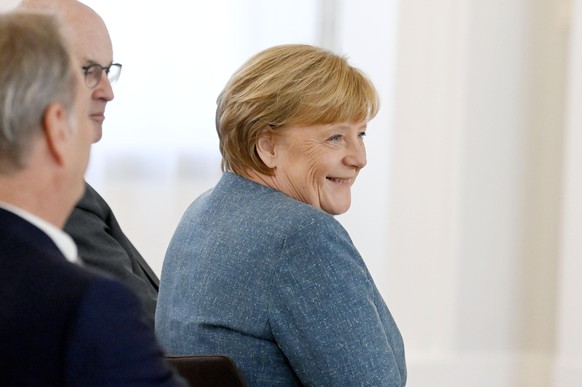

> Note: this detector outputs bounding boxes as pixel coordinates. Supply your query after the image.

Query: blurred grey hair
[0,10,77,174]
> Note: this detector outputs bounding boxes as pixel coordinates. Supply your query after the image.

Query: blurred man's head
[19,0,118,143]
[0,10,93,226]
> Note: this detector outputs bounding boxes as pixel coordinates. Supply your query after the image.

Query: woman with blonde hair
[156,44,406,386]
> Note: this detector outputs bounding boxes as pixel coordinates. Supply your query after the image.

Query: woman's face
[266,121,367,215]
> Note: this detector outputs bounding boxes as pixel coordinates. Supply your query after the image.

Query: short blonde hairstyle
[216,44,380,176]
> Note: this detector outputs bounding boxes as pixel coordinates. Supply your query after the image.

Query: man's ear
[42,102,69,166]
[256,126,278,169]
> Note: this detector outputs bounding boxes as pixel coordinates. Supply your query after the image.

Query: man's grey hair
[0,10,77,174]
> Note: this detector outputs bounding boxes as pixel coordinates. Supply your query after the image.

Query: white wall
[391,0,581,386]
[0,0,19,11]
[553,0,582,385]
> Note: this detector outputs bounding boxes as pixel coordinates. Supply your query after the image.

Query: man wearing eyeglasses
[19,0,159,326]
[0,10,185,385]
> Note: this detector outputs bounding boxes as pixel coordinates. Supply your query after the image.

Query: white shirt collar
[0,202,79,264]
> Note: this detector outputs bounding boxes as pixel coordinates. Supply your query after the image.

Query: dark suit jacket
[0,208,184,386]
[64,183,159,325]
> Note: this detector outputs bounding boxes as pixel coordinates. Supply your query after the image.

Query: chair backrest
[166,355,247,387]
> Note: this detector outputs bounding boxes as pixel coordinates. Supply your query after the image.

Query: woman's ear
[256,126,278,169]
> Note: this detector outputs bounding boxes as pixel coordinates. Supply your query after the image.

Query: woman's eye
[358,131,367,139]
[328,134,342,142]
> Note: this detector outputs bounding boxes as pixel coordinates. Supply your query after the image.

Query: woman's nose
[345,140,367,169]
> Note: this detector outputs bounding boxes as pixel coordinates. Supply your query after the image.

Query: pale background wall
[554,0,582,384]
[1,0,581,386]
[390,0,580,386]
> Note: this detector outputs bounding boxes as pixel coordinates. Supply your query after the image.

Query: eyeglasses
[81,63,122,89]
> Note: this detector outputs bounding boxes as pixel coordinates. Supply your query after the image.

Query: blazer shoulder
[210,173,343,236]
[73,182,111,215]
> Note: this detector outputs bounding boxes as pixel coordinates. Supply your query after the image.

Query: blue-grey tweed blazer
[156,172,406,386]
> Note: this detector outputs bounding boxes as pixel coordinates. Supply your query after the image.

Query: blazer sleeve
[269,220,406,386]
[64,277,186,387]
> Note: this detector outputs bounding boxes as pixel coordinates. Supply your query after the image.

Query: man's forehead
[60,3,114,65]
[19,0,108,38]
[19,0,114,68]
